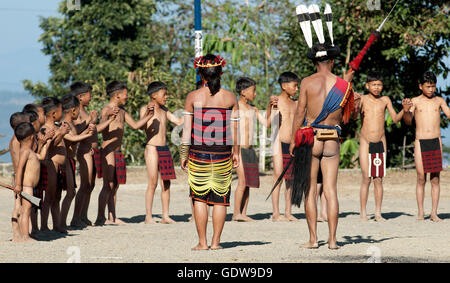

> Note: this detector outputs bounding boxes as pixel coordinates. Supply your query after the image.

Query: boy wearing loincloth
[70,82,118,227]
[232,77,266,222]
[141,81,182,224]
[9,112,33,241]
[357,71,407,222]
[403,71,449,222]
[59,94,97,229]
[22,105,55,236]
[40,97,71,233]
[13,122,52,241]
[95,81,155,226]
[267,72,299,222]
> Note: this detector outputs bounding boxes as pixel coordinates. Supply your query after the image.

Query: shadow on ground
[219,241,271,249]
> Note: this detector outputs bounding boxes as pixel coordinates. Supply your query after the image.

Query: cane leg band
[179,143,190,162]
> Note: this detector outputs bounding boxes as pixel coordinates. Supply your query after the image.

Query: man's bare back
[303,73,342,128]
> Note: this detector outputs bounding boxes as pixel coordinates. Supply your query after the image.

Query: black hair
[106,81,127,97]
[420,71,437,85]
[235,77,256,95]
[196,80,203,90]
[22,104,41,114]
[147,81,167,97]
[41,97,61,115]
[14,122,35,141]
[308,43,340,64]
[70,81,92,97]
[197,54,223,96]
[10,112,27,130]
[366,71,383,83]
[23,111,38,123]
[278,72,299,87]
[61,94,80,111]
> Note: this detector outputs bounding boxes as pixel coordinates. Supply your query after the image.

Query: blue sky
[0,0,449,162]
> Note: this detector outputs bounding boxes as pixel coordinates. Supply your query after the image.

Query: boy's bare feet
[328,242,340,250]
[271,214,288,222]
[70,219,86,228]
[81,218,93,226]
[374,214,386,222]
[210,245,223,250]
[416,214,425,221]
[161,217,176,224]
[285,214,298,222]
[191,244,209,251]
[300,241,319,249]
[144,217,157,224]
[113,218,126,225]
[22,236,36,242]
[360,214,369,222]
[430,214,442,222]
[94,218,107,226]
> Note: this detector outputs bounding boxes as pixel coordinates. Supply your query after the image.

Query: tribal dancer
[289,3,356,249]
[181,54,239,250]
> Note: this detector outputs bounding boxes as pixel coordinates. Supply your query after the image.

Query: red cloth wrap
[295,127,314,148]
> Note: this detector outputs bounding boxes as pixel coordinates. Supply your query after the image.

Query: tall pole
[194,0,203,83]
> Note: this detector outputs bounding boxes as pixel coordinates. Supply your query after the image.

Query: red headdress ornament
[194,55,226,69]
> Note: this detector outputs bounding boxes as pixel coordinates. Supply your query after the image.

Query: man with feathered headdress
[289,3,357,250]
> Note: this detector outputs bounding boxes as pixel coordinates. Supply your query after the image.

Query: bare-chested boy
[403,71,449,222]
[357,71,407,222]
[9,112,31,241]
[141,82,182,224]
[267,72,299,222]
[58,94,98,229]
[290,43,356,249]
[232,77,266,222]
[14,122,51,241]
[40,97,71,233]
[95,81,154,226]
[70,82,118,227]
[22,104,55,236]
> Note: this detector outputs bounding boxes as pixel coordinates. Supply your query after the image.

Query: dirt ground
[0,168,449,263]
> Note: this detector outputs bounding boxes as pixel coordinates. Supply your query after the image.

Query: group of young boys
[7,69,448,242]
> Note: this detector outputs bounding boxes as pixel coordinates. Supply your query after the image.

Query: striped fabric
[114,151,127,185]
[241,147,260,188]
[157,145,176,181]
[93,148,102,179]
[281,142,293,180]
[310,76,353,134]
[420,138,442,173]
[191,107,232,147]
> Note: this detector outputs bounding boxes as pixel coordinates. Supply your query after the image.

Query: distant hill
[0,90,36,162]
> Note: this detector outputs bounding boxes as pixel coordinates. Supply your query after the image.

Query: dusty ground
[0,168,449,263]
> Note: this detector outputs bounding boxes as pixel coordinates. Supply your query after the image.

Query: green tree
[22,0,194,164]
